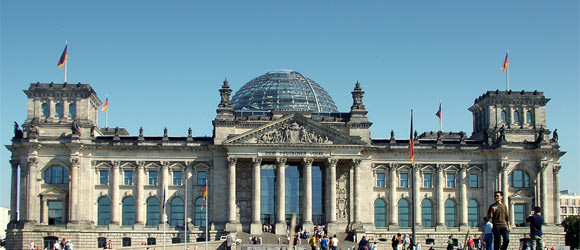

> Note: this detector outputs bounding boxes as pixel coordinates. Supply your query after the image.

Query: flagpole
[505,49,510,91]
[185,173,188,250]
[64,40,68,83]
[205,179,208,250]
[439,100,442,132]
[105,95,109,128]
[163,189,167,250]
[410,109,417,247]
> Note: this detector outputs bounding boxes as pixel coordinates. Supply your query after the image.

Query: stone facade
[5,80,565,250]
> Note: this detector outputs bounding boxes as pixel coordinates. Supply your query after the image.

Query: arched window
[195,197,206,227]
[421,199,434,228]
[44,166,69,184]
[55,103,63,117]
[122,197,135,226]
[146,197,160,227]
[170,197,184,226]
[42,103,50,117]
[468,199,479,227]
[509,170,531,188]
[501,110,507,123]
[445,199,457,227]
[97,197,111,226]
[68,103,76,118]
[398,199,410,227]
[374,199,387,228]
[514,111,520,123]
[526,111,532,124]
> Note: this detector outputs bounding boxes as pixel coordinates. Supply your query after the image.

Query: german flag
[57,45,68,68]
[100,98,109,113]
[201,184,207,210]
[500,52,509,72]
[410,110,414,165]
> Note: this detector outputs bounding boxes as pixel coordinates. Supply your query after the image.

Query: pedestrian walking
[483,217,493,250]
[526,206,544,250]
[487,191,511,250]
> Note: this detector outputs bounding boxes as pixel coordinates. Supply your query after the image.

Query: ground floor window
[43,236,59,249]
[514,204,527,226]
[97,237,107,248]
[122,237,131,247]
[147,238,156,245]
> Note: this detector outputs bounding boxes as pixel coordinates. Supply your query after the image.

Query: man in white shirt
[483,217,493,250]
[331,235,339,250]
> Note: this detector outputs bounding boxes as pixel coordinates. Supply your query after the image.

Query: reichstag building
[6,70,565,249]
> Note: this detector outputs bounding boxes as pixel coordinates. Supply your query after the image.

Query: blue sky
[0,1,578,207]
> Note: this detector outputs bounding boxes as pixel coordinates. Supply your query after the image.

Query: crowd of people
[28,237,75,250]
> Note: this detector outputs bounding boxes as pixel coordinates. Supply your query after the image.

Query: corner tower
[469,90,550,142]
[22,82,102,138]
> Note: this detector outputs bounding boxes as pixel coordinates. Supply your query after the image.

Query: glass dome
[232,70,339,112]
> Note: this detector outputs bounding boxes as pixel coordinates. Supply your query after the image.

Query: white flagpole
[105,95,109,128]
[64,40,68,83]
[163,189,167,250]
[506,49,510,91]
[205,178,208,250]
[439,100,442,132]
[185,172,189,250]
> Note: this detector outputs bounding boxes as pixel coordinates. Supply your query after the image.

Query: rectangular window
[99,170,109,185]
[122,237,131,247]
[148,170,158,185]
[376,173,385,187]
[423,173,433,188]
[48,200,64,225]
[197,171,207,186]
[514,204,526,226]
[124,170,133,185]
[400,173,409,188]
[447,173,456,188]
[565,199,569,205]
[572,200,576,205]
[469,173,479,188]
[173,171,182,186]
[562,207,567,213]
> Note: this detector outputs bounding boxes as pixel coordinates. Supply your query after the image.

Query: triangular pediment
[40,186,68,197]
[511,189,533,199]
[223,113,365,145]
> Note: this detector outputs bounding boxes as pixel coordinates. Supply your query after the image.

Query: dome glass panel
[232,70,339,112]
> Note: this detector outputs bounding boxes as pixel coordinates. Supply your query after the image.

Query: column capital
[70,157,80,168]
[553,164,562,174]
[227,157,237,166]
[136,161,146,169]
[352,158,361,167]
[459,163,468,172]
[303,158,314,167]
[161,160,171,168]
[276,157,287,166]
[27,156,38,167]
[111,160,121,169]
[10,158,19,168]
[252,157,262,166]
[538,162,549,172]
[498,162,510,172]
[327,158,338,167]
[389,163,399,171]
[436,163,445,172]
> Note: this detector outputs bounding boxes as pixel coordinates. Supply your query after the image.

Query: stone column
[26,156,38,224]
[111,161,121,225]
[136,161,146,226]
[413,166,421,227]
[68,157,79,224]
[554,165,561,224]
[389,164,398,227]
[275,158,287,235]
[327,159,338,224]
[539,163,548,224]
[250,157,262,235]
[9,159,19,223]
[500,162,509,205]
[227,157,238,224]
[161,161,170,225]
[19,161,28,223]
[509,202,515,226]
[459,164,468,227]
[41,197,48,225]
[302,158,314,229]
[352,159,362,226]
[63,100,69,119]
[436,164,445,227]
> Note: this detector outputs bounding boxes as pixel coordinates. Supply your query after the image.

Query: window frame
[148,170,158,185]
[376,173,385,188]
[421,199,434,228]
[172,170,182,186]
[423,173,433,188]
[469,173,479,188]
[197,171,207,186]
[374,198,387,228]
[399,173,409,188]
[124,170,134,185]
[99,170,109,185]
[447,173,456,188]
[445,199,457,227]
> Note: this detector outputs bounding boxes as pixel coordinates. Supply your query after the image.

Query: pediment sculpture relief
[256,122,331,144]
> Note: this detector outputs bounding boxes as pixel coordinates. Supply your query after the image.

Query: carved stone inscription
[336,164,350,221]
[257,122,331,144]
